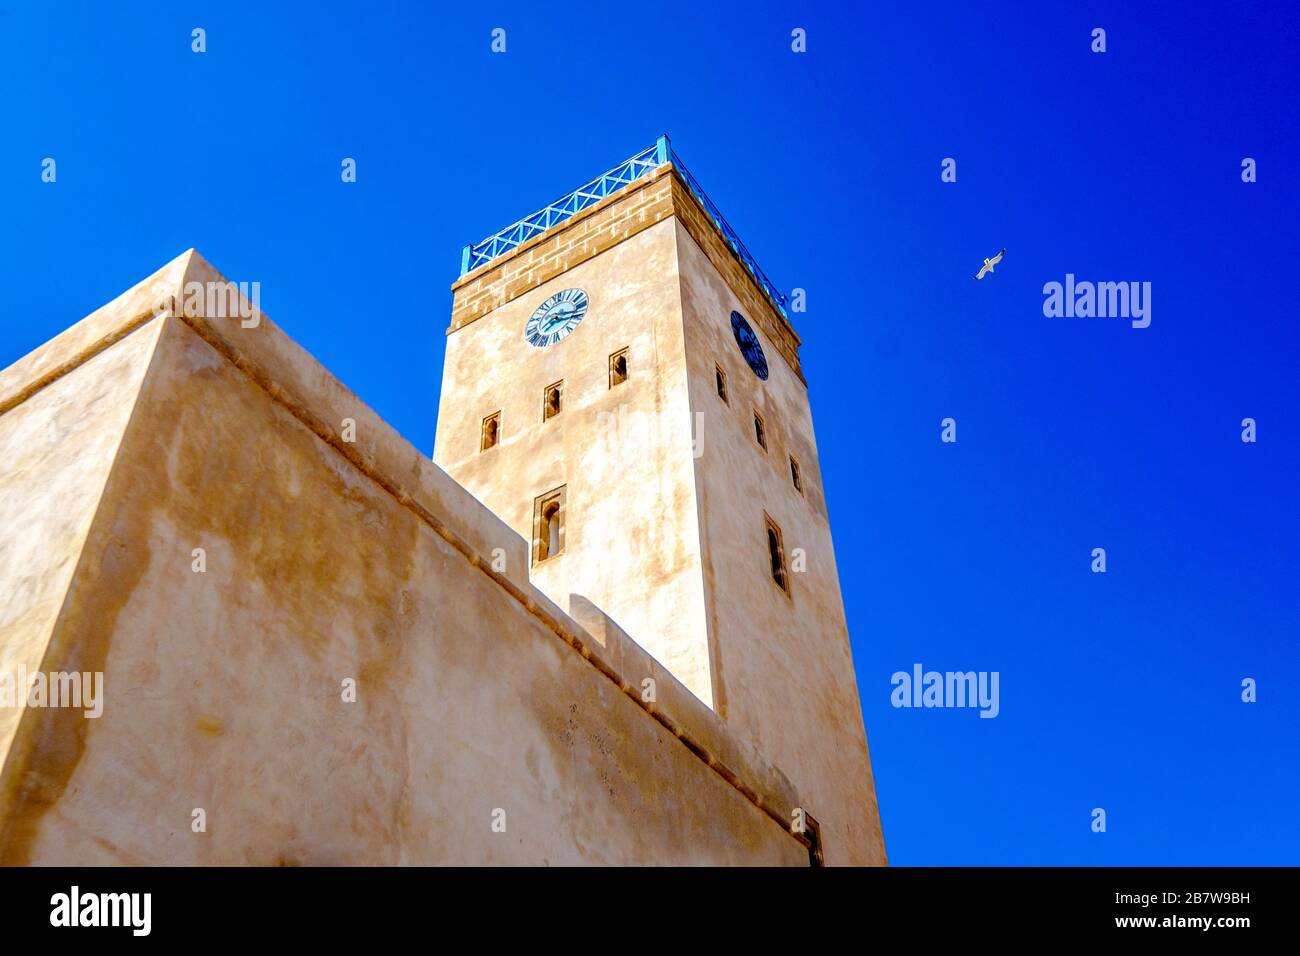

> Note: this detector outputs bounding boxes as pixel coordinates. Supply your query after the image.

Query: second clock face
[731,311,769,380]
[525,288,589,347]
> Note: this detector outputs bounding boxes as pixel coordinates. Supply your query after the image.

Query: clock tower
[433,139,886,865]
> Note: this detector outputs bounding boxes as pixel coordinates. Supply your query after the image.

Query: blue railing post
[655,134,670,167]
[459,245,472,277]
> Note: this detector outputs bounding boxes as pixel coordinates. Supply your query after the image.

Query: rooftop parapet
[459,135,791,322]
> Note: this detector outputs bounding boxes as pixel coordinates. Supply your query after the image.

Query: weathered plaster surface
[675,223,887,866]
[436,187,887,865]
[435,220,715,708]
[0,318,164,793]
[0,252,810,865]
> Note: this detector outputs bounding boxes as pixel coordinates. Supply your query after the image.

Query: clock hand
[541,309,574,333]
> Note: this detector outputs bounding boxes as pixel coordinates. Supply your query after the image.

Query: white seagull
[975,248,1006,280]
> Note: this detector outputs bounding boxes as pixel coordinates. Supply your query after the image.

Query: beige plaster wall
[434,219,715,708]
[437,189,888,866]
[0,319,165,788]
[674,222,887,866]
[0,274,807,865]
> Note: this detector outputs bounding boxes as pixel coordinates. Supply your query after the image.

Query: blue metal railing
[664,143,791,318]
[459,142,661,277]
[459,135,790,320]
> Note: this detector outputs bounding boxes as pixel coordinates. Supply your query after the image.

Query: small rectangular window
[480,411,501,451]
[609,348,629,388]
[790,456,802,493]
[543,381,563,421]
[753,411,767,450]
[532,486,567,564]
[765,513,789,594]
[715,365,729,403]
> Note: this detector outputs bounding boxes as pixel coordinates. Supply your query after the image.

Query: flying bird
[975,248,1006,280]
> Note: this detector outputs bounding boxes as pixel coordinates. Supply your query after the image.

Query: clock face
[525,288,589,348]
[730,311,769,380]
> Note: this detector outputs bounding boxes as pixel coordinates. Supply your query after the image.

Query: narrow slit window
[533,487,567,564]
[480,412,501,451]
[715,365,729,403]
[790,456,802,493]
[609,349,629,388]
[543,381,563,421]
[766,516,789,594]
[543,502,561,557]
[754,411,767,450]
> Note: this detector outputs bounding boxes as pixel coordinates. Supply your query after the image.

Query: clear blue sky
[2,2,1296,865]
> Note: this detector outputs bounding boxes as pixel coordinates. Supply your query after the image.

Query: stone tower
[433,138,886,865]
